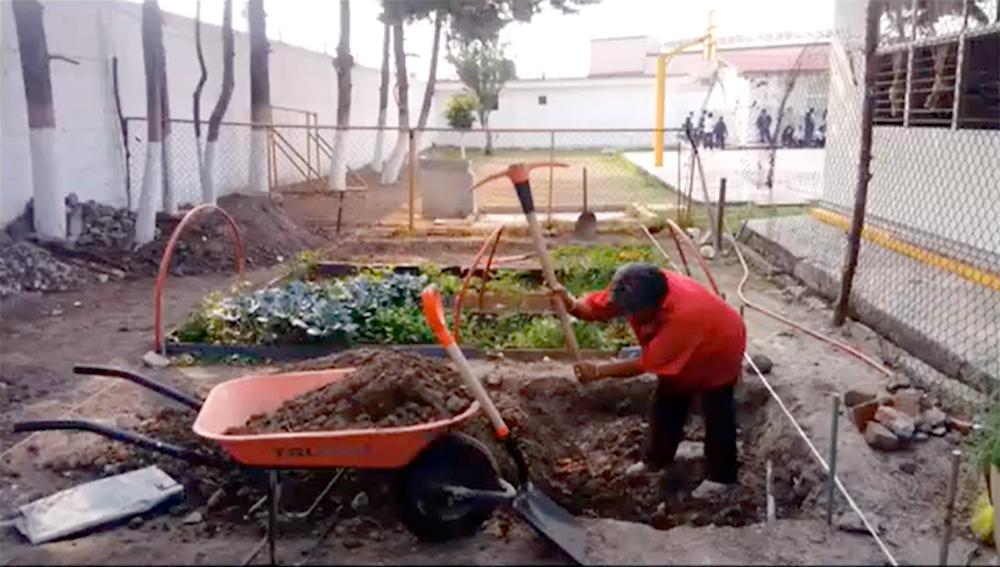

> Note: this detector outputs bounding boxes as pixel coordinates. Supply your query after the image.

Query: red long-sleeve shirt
[577,270,746,392]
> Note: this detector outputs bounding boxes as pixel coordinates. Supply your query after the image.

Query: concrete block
[891,388,923,417]
[844,389,877,408]
[848,399,880,433]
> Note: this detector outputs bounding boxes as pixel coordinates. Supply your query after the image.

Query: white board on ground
[14,465,183,544]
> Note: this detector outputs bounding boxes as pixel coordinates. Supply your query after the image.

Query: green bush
[444,92,478,130]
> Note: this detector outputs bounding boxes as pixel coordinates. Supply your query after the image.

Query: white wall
[588,36,660,77]
[430,75,733,150]
[823,0,1000,255]
[1,0,428,225]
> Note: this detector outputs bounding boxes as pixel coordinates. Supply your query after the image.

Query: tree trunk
[136,0,164,246]
[12,0,64,240]
[413,10,444,150]
[203,0,234,204]
[160,46,175,214]
[371,22,390,173]
[381,20,409,185]
[248,0,270,194]
[481,111,494,155]
[193,0,207,195]
[328,0,352,192]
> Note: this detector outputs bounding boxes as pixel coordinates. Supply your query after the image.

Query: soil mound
[228,349,473,434]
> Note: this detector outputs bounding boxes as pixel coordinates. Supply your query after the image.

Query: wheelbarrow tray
[192,368,481,469]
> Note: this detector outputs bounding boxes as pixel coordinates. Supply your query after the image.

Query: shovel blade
[573,213,597,240]
[513,482,589,565]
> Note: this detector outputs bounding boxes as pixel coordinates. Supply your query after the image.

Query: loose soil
[227,350,473,434]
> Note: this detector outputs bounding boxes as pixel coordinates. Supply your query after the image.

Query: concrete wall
[1,0,428,225]
[430,75,740,150]
[822,0,1000,255]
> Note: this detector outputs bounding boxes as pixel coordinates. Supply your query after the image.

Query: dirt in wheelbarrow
[227,349,474,434]
[485,372,827,531]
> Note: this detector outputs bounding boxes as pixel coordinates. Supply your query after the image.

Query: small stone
[351,491,369,510]
[886,375,911,393]
[699,245,716,259]
[142,350,171,368]
[746,353,773,375]
[917,407,948,432]
[73,301,82,307]
[864,422,900,452]
[182,511,204,525]
[128,516,145,529]
[874,405,915,439]
[103,463,122,476]
[343,538,363,549]
[445,395,467,413]
[844,389,878,408]
[207,488,226,509]
[914,432,929,442]
[51,309,63,316]
[485,374,502,387]
[899,462,917,475]
[835,511,880,535]
[675,441,705,461]
[98,274,109,283]
[931,426,947,437]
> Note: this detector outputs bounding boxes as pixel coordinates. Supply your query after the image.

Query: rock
[182,511,204,525]
[446,395,466,413]
[350,491,369,510]
[886,375,911,393]
[802,296,827,311]
[899,462,917,475]
[206,488,226,509]
[865,422,900,452]
[699,245,716,259]
[917,407,948,432]
[948,417,973,435]
[931,426,947,437]
[891,388,923,417]
[128,516,145,529]
[170,502,192,517]
[914,432,929,442]
[51,309,64,316]
[835,511,881,535]
[745,353,773,375]
[844,389,877,408]
[98,273,109,283]
[142,350,171,369]
[874,405,915,439]
[343,538,363,549]
[485,373,502,387]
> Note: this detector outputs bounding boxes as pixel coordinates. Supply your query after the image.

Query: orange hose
[665,219,720,295]
[153,205,245,353]
[452,225,505,344]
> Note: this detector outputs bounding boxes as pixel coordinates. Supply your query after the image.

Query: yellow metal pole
[654,54,666,167]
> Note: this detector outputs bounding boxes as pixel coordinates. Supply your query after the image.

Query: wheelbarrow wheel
[395,432,504,542]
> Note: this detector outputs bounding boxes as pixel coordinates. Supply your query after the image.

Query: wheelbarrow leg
[268,469,278,565]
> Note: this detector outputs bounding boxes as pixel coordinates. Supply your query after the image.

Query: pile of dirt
[126,194,325,277]
[228,349,473,434]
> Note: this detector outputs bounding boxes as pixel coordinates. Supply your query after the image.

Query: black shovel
[574,167,597,240]
[421,286,589,564]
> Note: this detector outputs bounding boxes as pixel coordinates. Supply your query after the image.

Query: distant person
[756,109,772,145]
[803,108,816,147]
[695,110,707,147]
[683,112,695,142]
[714,116,728,150]
[703,112,715,150]
[781,124,795,148]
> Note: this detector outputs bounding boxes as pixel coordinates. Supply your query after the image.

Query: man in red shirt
[551,262,746,499]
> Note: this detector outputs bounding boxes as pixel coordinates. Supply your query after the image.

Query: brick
[844,389,877,408]
[865,422,900,452]
[848,399,880,433]
[875,405,916,439]
[892,388,923,417]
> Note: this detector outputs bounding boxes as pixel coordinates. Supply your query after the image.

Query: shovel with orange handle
[470,162,582,362]
[420,285,589,564]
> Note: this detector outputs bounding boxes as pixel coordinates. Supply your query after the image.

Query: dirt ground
[1,230,997,566]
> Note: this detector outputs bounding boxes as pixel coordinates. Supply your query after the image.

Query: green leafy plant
[444,92,478,130]
[969,402,1000,468]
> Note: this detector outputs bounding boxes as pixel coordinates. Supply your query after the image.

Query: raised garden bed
[169,245,671,360]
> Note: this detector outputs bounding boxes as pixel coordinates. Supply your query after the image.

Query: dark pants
[645,379,738,484]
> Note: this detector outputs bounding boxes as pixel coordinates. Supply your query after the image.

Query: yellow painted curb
[809,208,1000,292]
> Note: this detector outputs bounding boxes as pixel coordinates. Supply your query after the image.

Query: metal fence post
[833,0,880,327]
[547,130,555,226]
[408,128,416,232]
[715,177,727,251]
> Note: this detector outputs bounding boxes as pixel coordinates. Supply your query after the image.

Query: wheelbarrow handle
[74,365,203,411]
[12,419,226,467]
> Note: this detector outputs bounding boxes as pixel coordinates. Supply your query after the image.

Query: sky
[154,0,837,79]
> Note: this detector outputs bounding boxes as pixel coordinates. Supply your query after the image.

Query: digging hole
[503,375,826,530]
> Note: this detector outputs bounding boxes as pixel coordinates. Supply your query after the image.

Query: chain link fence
[737,0,1000,406]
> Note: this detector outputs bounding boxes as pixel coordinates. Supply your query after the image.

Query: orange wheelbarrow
[13,364,512,562]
